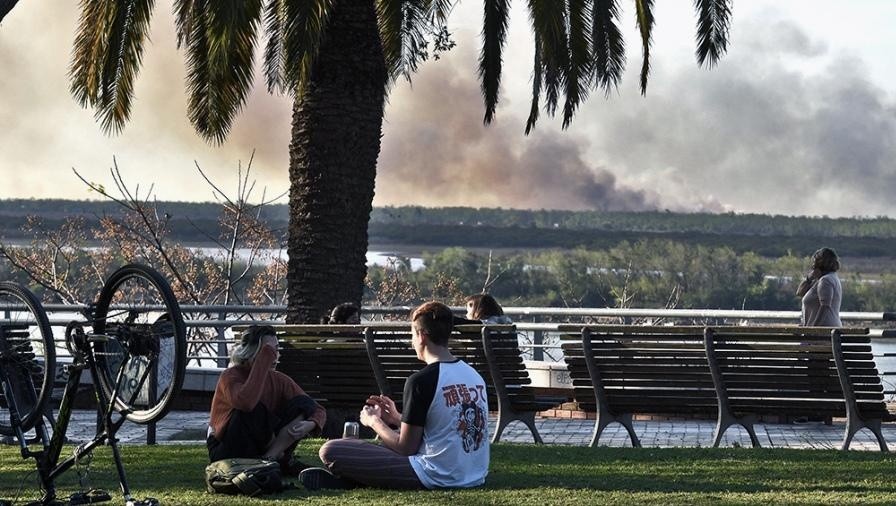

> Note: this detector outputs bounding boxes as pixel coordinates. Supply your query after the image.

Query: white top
[801,272,842,326]
[403,360,490,488]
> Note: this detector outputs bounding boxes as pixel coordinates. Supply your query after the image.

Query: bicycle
[0,264,187,505]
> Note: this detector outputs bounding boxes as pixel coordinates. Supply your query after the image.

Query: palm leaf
[563,0,591,128]
[378,0,430,84]
[527,0,567,117]
[70,0,111,107]
[634,0,654,95]
[272,0,331,96]
[263,0,286,92]
[183,0,262,143]
[694,0,731,67]
[480,0,510,124]
[524,31,542,135]
[591,0,625,96]
[173,0,196,46]
[69,0,155,135]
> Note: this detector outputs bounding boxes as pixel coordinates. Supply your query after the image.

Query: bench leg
[590,415,605,447]
[841,417,889,452]
[743,418,760,448]
[591,414,640,448]
[519,411,543,444]
[492,411,511,444]
[711,417,728,448]
[492,410,543,444]
[713,418,759,448]
[620,414,641,448]
[868,419,889,452]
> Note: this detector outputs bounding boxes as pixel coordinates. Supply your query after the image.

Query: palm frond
[563,0,591,128]
[428,0,454,23]
[70,0,111,107]
[377,0,403,82]
[263,0,285,92]
[694,0,731,67]
[591,0,625,96]
[479,0,510,124]
[69,0,155,135]
[273,0,331,96]
[173,0,196,46]
[527,0,567,117]
[634,0,654,96]
[184,0,262,144]
[379,0,429,85]
[524,31,542,135]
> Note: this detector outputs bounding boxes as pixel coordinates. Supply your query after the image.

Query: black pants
[207,395,315,462]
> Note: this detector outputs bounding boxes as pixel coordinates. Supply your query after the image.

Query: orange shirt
[209,345,326,438]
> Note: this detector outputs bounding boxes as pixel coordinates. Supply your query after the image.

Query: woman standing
[796,247,842,327]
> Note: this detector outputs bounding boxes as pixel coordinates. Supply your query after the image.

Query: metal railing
[39,303,896,366]
[29,304,896,444]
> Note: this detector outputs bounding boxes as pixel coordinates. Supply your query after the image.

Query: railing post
[216,310,228,368]
[532,315,543,361]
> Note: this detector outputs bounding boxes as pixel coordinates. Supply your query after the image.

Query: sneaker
[299,467,354,491]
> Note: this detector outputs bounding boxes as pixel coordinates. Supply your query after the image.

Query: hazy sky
[1,1,895,217]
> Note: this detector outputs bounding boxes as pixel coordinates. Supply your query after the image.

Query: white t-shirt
[402,360,490,488]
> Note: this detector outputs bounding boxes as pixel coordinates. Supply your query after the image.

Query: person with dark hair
[207,325,326,474]
[465,293,512,324]
[796,247,842,326]
[299,301,490,491]
[328,302,361,324]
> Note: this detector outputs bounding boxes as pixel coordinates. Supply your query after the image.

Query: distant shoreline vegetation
[2,199,896,257]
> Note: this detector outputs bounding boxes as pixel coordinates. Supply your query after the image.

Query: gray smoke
[377,43,672,212]
[1,4,894,218]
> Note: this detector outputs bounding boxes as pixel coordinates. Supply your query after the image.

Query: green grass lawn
[2,441,896,505]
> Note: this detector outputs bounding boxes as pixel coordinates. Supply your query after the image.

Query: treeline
[369,224,896,258]
[4,200,896,249]
[366,242,896,312]
[371,206,896,238]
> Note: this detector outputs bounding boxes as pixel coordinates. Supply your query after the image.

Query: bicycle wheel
[92,264,186,424]
[0,282,55,435]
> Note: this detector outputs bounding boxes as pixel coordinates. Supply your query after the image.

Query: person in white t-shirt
[299,301,490,490]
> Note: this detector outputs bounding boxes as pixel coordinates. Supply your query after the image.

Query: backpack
[205,458,284,496]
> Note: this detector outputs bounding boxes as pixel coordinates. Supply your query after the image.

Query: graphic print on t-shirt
[442,383,487,452]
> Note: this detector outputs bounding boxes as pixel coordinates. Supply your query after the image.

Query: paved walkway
[49,411,895,451]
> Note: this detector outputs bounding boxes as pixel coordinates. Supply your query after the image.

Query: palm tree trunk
[286,0,386,323]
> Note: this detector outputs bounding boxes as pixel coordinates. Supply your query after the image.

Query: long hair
[466,293,504,320]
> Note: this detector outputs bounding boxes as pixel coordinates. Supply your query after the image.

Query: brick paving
[52,410,896,451]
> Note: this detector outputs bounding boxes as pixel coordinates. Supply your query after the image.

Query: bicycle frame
[10,324,158,505]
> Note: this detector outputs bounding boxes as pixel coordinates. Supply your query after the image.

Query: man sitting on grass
[300,301,490,490]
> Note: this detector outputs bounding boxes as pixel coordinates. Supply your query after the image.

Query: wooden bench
[562,324,892,450]
[365,324,563,443]
[706,326,892,450]
[560,325,716,447]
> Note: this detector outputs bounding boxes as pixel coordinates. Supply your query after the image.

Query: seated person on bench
[300,301,490,490]
[207,325,326,475]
